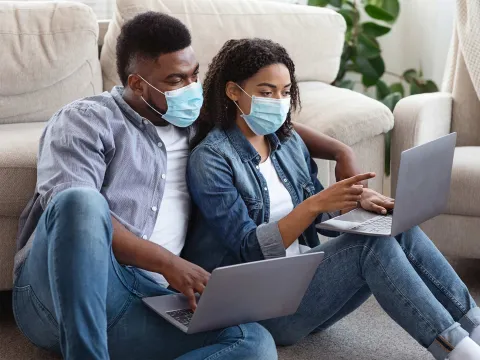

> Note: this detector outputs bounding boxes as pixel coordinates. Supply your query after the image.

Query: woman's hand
[308,173,376,214]
[359,188,395,215]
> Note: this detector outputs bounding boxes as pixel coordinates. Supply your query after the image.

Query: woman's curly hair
[192,38,301,148]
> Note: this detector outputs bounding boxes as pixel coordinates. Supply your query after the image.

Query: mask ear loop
[233,83,252,115]
[137,74,166,116]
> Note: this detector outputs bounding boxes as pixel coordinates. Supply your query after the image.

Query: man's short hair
[116,11,192,86]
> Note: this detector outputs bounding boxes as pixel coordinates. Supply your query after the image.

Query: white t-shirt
[258,156,311,256]
[141,125,191,287]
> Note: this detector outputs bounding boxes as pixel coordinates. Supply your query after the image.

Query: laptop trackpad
[320,209,379,230]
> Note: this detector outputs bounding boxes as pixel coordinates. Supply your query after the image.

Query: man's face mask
[137,75,203,128]
[234,84,290,136]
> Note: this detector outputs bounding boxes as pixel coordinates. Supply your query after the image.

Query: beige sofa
[0,0,393,291]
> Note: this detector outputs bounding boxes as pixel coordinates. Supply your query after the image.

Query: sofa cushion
[0,2,102,125]
[0,123,44,217]
[100,0,345,91]
[295,82,394,146]
[444,147,480,217]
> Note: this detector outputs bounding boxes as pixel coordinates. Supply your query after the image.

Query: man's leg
[395,227,480,338]
[260,232,469,360]
[13,188,276,360]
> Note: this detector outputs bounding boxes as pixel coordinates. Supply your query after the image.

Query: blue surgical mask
[234,84,291,136]
[138,75,203,127]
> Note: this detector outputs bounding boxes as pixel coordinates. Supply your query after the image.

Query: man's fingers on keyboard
[370,203,387,214]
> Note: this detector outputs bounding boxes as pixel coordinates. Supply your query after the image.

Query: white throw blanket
[443,0,480,99]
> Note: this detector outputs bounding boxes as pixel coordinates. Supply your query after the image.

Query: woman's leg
[395,227,480,336]
[260,232,471,360]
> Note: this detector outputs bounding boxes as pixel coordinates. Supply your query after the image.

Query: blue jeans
[260,228,480,359]
[13,188,277,360]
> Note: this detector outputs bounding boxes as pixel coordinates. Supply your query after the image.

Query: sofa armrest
[295,82,394,147]
[391,92,453,194]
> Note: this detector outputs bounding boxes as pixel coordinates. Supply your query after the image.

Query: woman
[182,38,480,359]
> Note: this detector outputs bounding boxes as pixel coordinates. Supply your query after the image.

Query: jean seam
[401,245,469,316]
[203,325,246,360]
[363,245,440,336]
[107,293,135,331]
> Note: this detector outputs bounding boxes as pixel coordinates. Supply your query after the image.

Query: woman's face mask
[233,84,291,136]
[137,74,203,128]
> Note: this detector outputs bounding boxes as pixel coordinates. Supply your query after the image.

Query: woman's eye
[260,92,272,96]
[284,91,291,96]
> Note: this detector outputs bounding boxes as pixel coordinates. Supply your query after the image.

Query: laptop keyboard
[166,309,194,327]
[351,215,392,233]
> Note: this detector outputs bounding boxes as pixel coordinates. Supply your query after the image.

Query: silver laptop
[316,133,457,237]
[143,252,324,334]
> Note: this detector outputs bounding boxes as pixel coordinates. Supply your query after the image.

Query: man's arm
[293,122,366,186]
[111,217,209,310]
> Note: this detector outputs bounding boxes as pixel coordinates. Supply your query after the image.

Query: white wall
[379,0,455,87]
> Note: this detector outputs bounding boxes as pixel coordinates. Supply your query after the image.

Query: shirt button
[255,165,259,170]
[142,235,147,240]
[264,187,268,191]
[283,178,288,183]
[151,206,157,212]
[143,119,148,125]
[157,142,163,148]
[161,174,166,179]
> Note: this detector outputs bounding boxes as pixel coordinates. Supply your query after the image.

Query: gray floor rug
[1,258,479,360]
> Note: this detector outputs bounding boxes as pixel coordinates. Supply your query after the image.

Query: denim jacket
[182,125,337,272]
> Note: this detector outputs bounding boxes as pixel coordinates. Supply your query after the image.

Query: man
[13,11,364,360]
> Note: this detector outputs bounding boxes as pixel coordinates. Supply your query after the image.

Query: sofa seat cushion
[295,82,394,146]
[0,123,44,217]
[445,146,480,217]
[100,0,345,91]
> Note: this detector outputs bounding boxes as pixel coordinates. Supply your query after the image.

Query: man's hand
[359,188,395,215]
[161,254,211,311]
[335,149,368,188]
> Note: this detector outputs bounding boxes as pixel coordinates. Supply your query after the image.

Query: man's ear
[128,74,145,97]
[225,81,241,102]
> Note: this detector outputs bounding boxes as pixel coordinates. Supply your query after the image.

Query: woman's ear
[225,81,241,102]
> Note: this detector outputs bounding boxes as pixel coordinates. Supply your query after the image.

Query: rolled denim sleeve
[37,104,114,209]
[188,145,284,263]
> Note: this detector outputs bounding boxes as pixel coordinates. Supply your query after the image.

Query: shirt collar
[225,124,282,164]
[111,86,144,128]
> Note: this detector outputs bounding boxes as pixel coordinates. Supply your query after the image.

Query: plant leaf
[365,0,400,23]
[308,0,329,6]
[381,92,402,111]
[328,0,344,7]
[362,22,391,37]
[338,79,356,90]
[385,130,391,176]
[376,80,390,99]
[389,82,404,97]
[355,56,385,86]
[403,69,417,84]
[357,33,381,58]
[338,9,355,27]
[410,82,422,95]
[423,80,439,93]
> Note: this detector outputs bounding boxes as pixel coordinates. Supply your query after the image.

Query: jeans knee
[234,323,277,359]
[46,187,112,247]
[51,187,109,216]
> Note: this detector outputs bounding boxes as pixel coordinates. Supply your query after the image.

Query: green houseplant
[308,0,439,174]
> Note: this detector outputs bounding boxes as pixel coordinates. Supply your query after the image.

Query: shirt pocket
[242,196,264,222]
